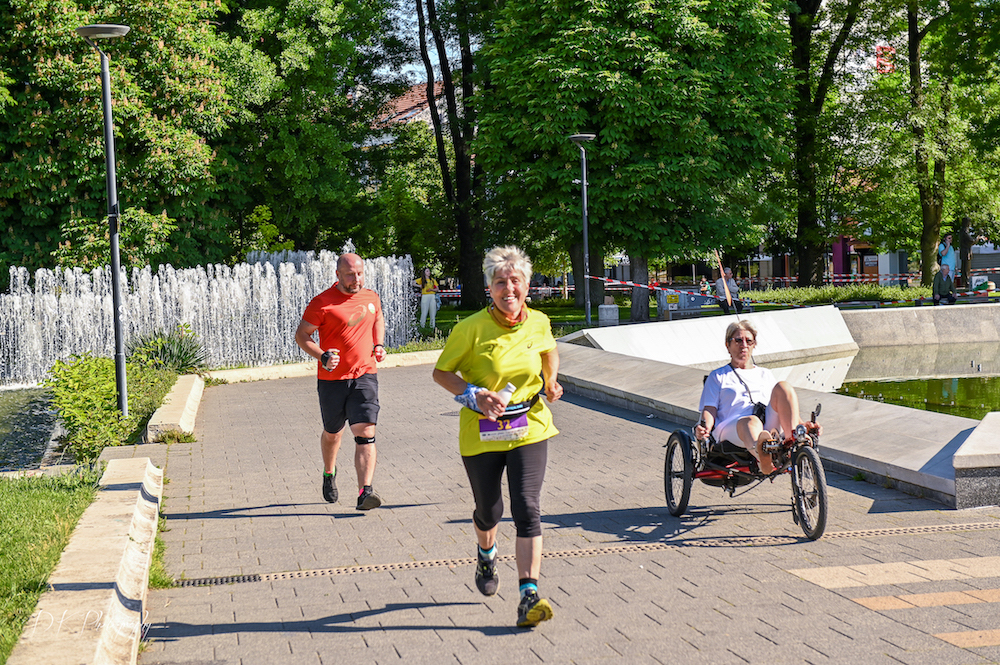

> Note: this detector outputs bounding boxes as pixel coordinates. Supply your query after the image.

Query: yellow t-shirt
[416,278,438,295]
[435,307,559,456]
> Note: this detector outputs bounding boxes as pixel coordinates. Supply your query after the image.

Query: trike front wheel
[664,431,693,516]
[791,446,828,540]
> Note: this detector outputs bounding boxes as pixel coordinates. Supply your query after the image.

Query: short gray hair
[483,246,532,284]
[725,320,757,345]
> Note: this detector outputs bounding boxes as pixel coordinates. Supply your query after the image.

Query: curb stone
[8,458,163,665]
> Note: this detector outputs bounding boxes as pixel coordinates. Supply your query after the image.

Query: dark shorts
[317,374,380,434]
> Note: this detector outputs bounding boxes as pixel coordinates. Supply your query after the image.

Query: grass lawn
[0,469,100,664]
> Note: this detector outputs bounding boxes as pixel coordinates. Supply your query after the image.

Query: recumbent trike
[663,404,829,540]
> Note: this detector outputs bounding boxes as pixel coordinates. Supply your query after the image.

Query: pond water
[837,377,1000,420]
[0,388,62,470]
[742,341,1000,421]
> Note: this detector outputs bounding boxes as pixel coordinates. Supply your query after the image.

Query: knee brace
[354,435,376,446]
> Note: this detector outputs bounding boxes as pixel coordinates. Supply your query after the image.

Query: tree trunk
[788,0,862,286]
[418,0,486,307]
[908,3,948,286]
[629,254,650,322]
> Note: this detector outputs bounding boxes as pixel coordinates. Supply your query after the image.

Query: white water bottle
[497,382,516,408]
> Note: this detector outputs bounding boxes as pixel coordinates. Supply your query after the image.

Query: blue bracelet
[454,383,485,413]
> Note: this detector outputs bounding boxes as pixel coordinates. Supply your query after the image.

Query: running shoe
[475,552,498,596]
[516,592,553,628]
[322,471,338,503]
[356,486,382,510]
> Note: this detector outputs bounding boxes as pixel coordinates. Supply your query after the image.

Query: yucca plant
[127,324,208,374]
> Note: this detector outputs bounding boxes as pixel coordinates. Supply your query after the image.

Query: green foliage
[153,429,196,445]
[235,205,294,261]
[349,123,454,270]
[44,353,177,462]
[212,0,408,250]
[126,324,207,374]
[0,69,13,109]
[476,0,792,260]
[52,207,178,271]
[743,284,932,305]
[0,467,100,662]
[148,535,175,588]
[0,0,235,274]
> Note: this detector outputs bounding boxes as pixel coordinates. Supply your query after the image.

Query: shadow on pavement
[146,602,516,639]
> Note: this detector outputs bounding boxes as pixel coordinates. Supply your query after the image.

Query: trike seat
[709,437,751,457]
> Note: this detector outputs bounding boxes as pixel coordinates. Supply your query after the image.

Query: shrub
[45,353,177,462]
[127,323,207,374]
[743,284,932,306]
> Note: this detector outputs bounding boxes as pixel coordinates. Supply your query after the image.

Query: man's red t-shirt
[302,285,383,380]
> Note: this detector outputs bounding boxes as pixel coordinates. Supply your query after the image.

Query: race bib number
[479,413,529,441]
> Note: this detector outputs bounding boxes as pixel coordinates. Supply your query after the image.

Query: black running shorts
[317,374,380,433]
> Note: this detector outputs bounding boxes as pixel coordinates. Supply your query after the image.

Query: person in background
[933,263,957,305]
[432,245,563,629]
[295,253,387,511]
[715,267,743,315]
[699,276,710,296]
[416,267,439,330]
[938,233,957,275]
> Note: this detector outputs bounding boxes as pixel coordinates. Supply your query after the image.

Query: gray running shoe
[356,486,382,510]
[475,552,498,596]
[322,471,337,503]
[516,592,553,628]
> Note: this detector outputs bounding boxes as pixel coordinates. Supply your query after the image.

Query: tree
[830,0,1000,284]
[414,0,490,307]
[0,0,234,279]
[905,0,1000,284]
[52,207,177,271]
[786,0,868,286]
[351,122,455,271]
[476,0,791,318]
[212,0,408,254]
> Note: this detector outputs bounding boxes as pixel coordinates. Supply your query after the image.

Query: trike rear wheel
[664,431,693,516]
[791,446,828,540]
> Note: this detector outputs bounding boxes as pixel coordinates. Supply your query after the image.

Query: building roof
[380,81,445,126]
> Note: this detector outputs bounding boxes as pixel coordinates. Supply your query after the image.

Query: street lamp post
[77,23,130,417]
[569,133,596,326]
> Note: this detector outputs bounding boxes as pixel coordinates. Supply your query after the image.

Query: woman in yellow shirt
[433,246,562,629]
[415,267,439,329]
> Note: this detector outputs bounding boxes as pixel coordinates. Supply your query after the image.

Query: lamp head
[569,133,596,145]
[76,24,130,40]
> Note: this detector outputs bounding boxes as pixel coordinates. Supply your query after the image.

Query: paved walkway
[143,364,1000,664]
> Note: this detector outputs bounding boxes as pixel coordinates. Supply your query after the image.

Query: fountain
[0,249,416,387]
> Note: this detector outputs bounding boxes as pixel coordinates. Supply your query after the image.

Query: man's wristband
[374,344,384,349]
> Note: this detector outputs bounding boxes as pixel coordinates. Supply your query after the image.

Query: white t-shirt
[699,364,778,443]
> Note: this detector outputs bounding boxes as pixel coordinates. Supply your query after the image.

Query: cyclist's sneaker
[516,592,553,628]
[475,553,499,596]
[356,486,382,511]
[322,471,338,503]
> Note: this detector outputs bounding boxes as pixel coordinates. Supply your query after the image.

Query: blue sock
[519,578,538,598]
[478,544,497,561]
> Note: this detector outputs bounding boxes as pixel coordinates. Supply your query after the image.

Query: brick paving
[142,364,1000,664]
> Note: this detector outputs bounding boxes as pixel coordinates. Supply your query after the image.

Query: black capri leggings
[462,440,548,538]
